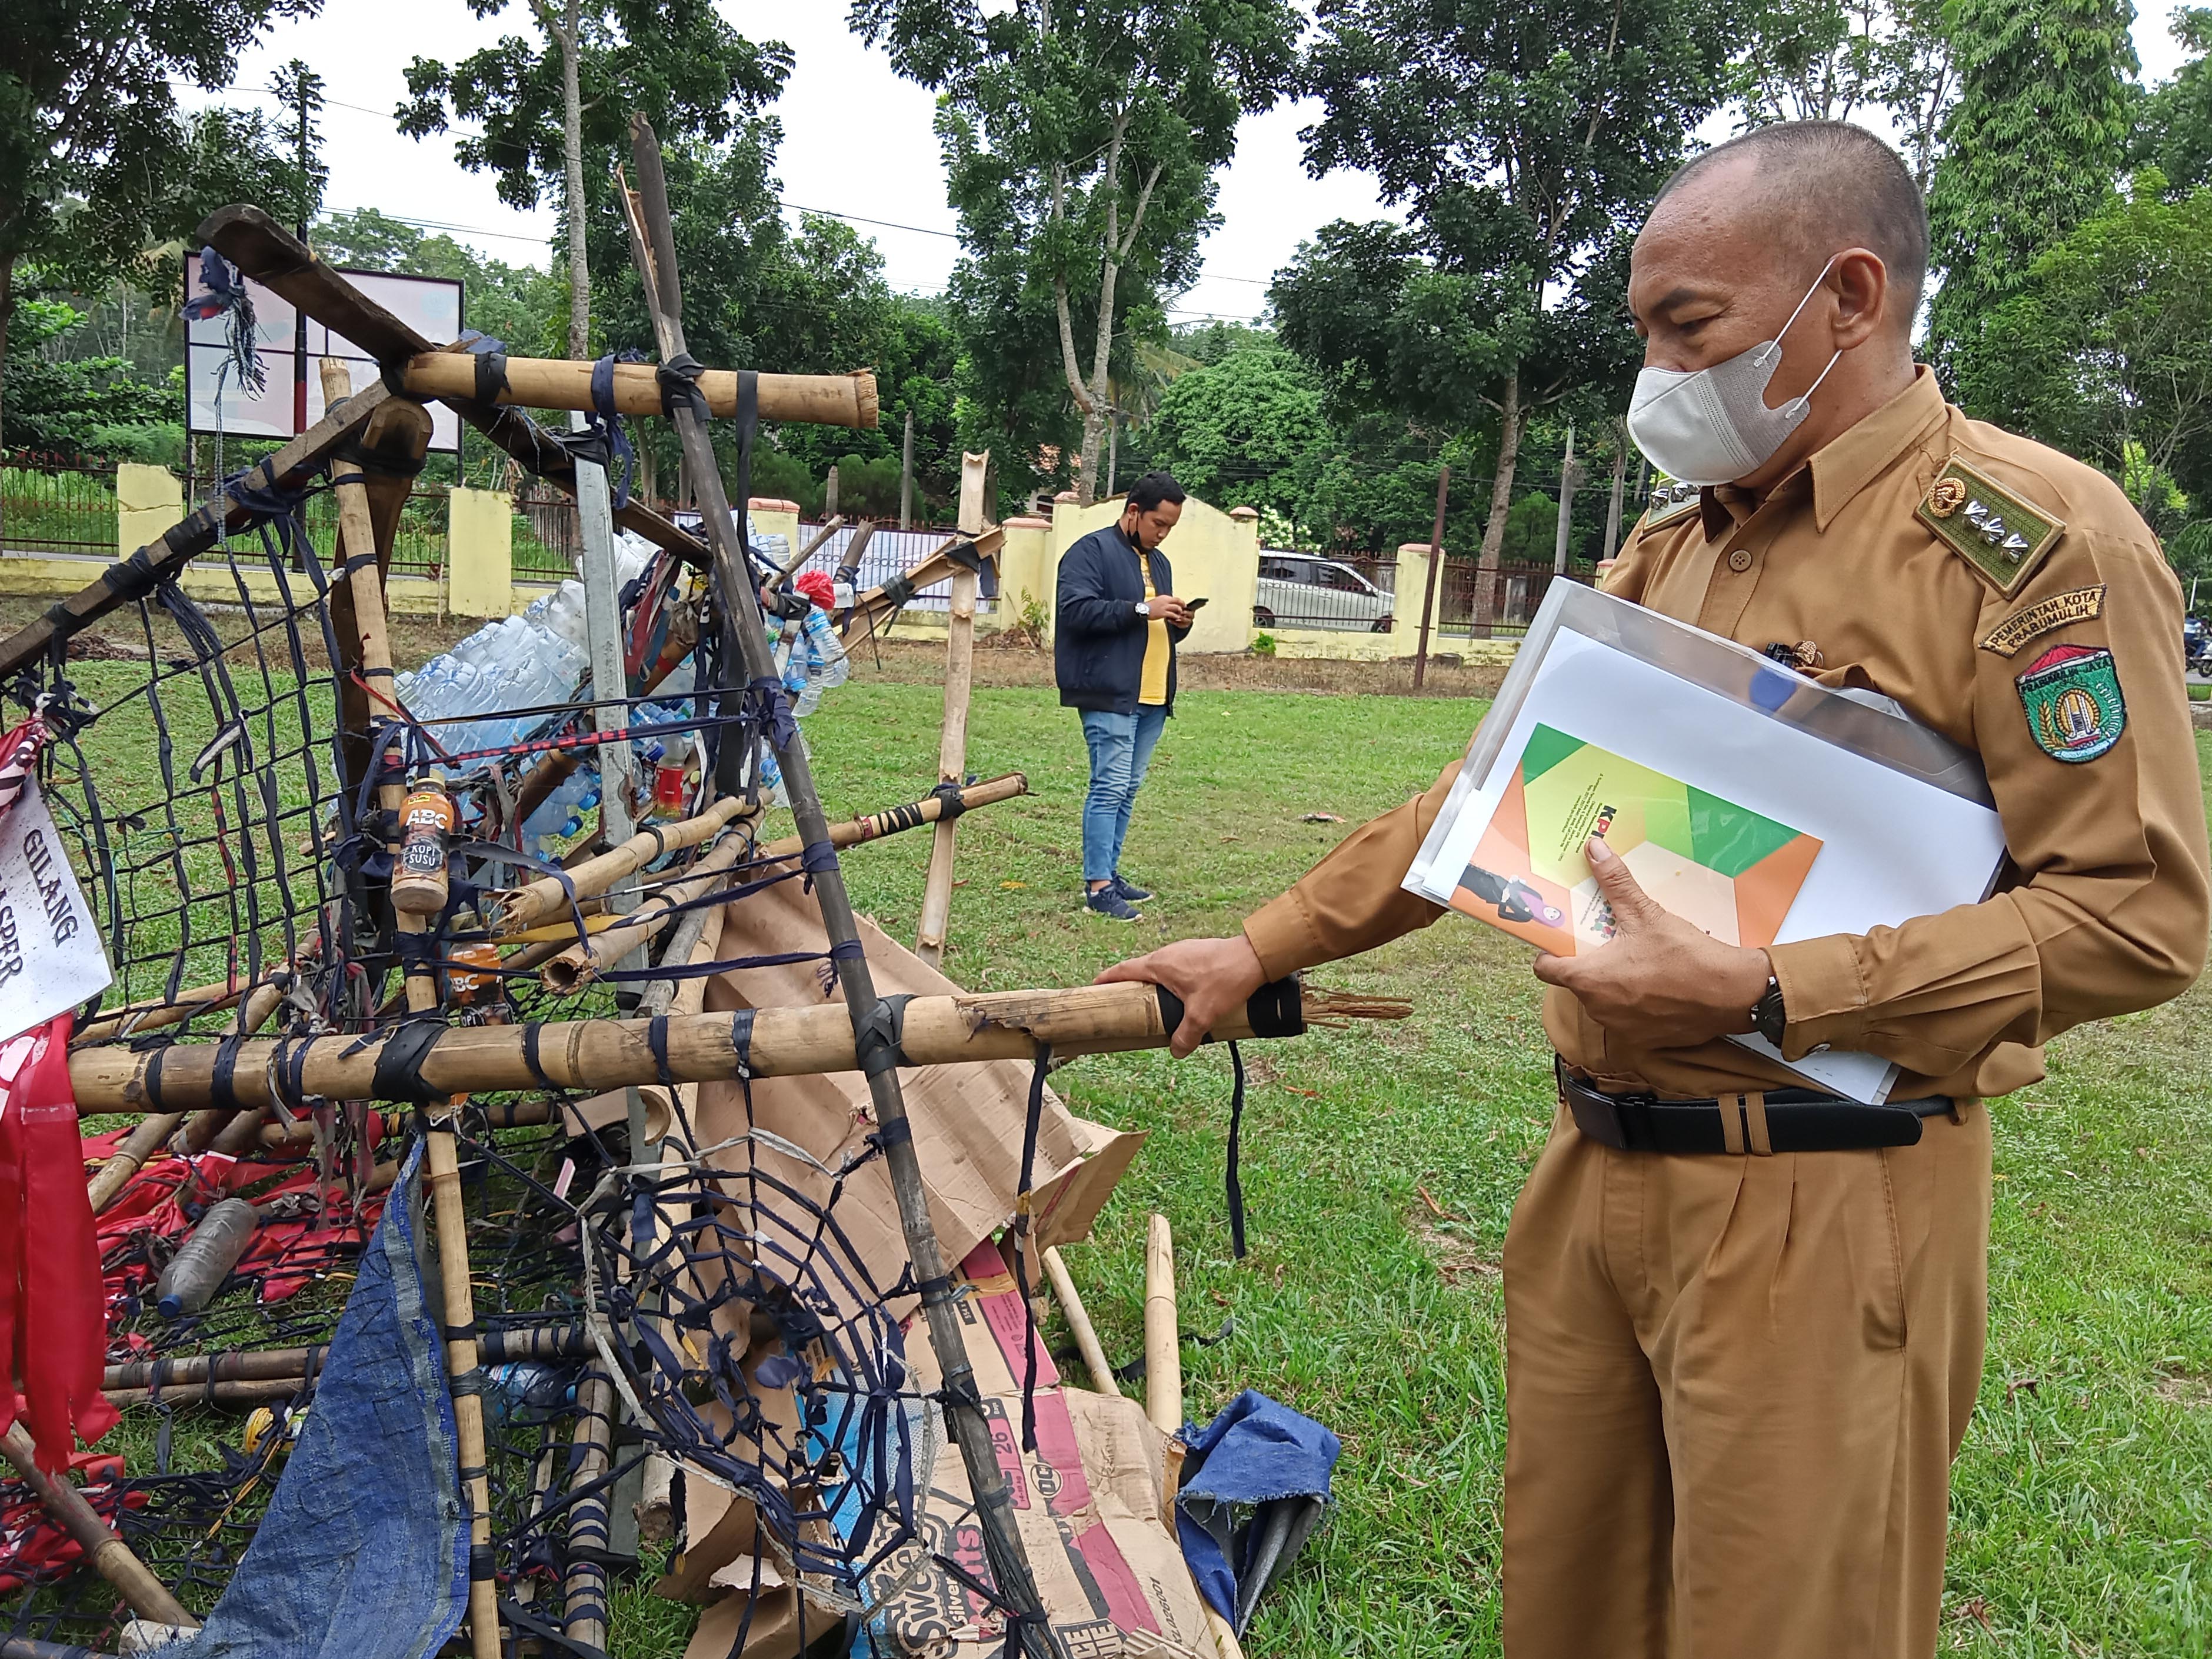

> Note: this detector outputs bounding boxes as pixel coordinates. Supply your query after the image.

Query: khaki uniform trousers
[1500,1101,1992,1659]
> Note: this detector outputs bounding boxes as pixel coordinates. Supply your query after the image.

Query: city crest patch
[2016,643,2126,763]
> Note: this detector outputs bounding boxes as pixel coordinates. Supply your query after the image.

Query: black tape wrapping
[945,539,985,573]
[851,992,915,1078]
[473,351,509,405]
[209,1033,248,1113]
[521,1022,557,1091]
[875,573,917,610]
[655,352,709,420]
[1151,974,1304,1047]
[729,1008,755,1075]
[648,1017,675,1089]
[368,1019,448,1104]
[927,779,968,822]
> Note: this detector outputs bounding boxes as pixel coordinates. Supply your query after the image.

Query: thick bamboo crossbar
[400,354,878,430]
[69,980,1390,1111]
[485,794,752,935]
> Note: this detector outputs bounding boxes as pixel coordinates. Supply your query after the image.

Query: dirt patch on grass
[1408,1205,1503,1284]
[2154,1366,2212,1408]
[854,636,1510,699]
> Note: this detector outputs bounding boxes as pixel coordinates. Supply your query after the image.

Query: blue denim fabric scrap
[163,1142,468,1659]
[1175,1389,1340,1635]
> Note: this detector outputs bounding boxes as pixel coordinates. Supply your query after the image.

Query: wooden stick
[86,1114,186,1212]
[65,979,1397,1111]
[779,512,844,581]
[484,794,751,936]
[322,357,501,1659]
[619,121,1061,1657]
[1144,1215,1181,1438]
[836,525,1004,645]
[538,826,750,995]
[753,771,1028,865]
[1042,1246,1120,1398]
[0,1423,195,1628]
[915,452,990,967]
[400,353,878,429]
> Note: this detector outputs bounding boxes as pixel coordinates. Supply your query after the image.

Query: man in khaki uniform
[1101,121,2210,1657]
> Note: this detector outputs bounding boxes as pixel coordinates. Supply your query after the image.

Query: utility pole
[1551,422,1578,577]
[1412,464,1449,691]
[1601,419,1628,564]
[898,409,915,530]
[273,61,324,441]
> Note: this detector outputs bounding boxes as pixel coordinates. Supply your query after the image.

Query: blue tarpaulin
[1176,1390,1340,1635]
[162,1142,469,1659]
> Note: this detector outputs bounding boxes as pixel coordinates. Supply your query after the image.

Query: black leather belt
[1557,1058,1951,1154]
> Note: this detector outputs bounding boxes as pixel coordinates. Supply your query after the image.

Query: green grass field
[55,645,2212,1656]
[778,678,2212,1659]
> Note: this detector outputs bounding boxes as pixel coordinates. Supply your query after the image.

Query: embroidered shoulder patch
[1979,585,2106,657]
[1918,459,2065,596]
[1638,479,1703,532]
[2016,643,2126,762]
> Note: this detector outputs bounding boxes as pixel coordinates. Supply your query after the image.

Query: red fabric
[0,1015,118,1473]
[0,1445,144,1594]
[794,570,837,610]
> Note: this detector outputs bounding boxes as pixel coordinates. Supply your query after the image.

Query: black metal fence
[1437,559,1586,637]
[1,451,121,557]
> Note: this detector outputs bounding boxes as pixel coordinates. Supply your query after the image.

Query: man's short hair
[1654,121,1929,318]
[1125,471,1186,513]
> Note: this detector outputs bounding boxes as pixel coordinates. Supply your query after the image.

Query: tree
[0,0,318,442]
[2132,6,2212,194]
[853,0,1300,502]
[316,207,568,359]
[2,296,181,456]
[1955,172,2212,545]
[1295,0,1737,627]
[1731,0,1956,189]
[1142,342,1331,522]
[1926,0,2137,371]
[398,1,789,358]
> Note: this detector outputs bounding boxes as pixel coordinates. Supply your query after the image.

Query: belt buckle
[1562,1081,1631,1150]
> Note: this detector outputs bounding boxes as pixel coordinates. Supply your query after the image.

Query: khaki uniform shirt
[1244,369,2211,1101]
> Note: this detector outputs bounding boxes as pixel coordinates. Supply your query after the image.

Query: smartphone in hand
[1184,596,1210,611]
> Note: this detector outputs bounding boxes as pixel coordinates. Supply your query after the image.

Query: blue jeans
[1080,705,1167,884]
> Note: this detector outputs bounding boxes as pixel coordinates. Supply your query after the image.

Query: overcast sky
[190,4,2197,328]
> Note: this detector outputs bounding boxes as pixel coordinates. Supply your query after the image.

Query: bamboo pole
[559,1367,616,1649]
[399,354,878,429]
[0,1423,195,1628]
[753,771,1027,864]
[66,979,1399,1112]
[915,452,989,967]
[86,1114,186,1212]
[484,794,750,936]
[323,357,500,1659]
[618,119,1061,1657]
[1144,1216,1181,1438]
[1140,1218,1248,1659]
[1041,1247,1120,1398]
[538,825,750,995]
[101,1322,587,1395]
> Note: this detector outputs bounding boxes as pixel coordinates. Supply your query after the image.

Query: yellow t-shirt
[1139,552,1170,707]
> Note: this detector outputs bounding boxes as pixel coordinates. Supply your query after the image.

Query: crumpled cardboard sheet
[691,879,1145,1325]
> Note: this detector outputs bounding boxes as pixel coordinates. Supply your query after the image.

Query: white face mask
[1626,255,1844,488]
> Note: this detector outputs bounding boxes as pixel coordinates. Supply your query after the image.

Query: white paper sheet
[0,781,113,1044]
[1407,593,2009,1104]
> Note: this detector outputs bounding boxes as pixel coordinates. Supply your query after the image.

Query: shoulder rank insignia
[2016,642,2126,762]
[1638,479,1703,532]
[1978,585,2106,657]
[1917,458,2065,596]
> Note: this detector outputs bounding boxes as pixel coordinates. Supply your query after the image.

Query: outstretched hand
[1532,837,1773,1050]
[1095,934,1267,1058]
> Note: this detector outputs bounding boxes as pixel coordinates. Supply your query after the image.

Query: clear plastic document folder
[1405,582,2007,1104]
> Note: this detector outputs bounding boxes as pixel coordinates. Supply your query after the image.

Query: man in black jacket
[1055,471,1194,920]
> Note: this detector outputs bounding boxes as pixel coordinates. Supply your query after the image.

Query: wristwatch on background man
[1751,974,1787,1045]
